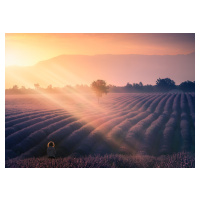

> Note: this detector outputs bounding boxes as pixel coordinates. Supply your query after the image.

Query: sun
[5,50,21,66]
[5,46,37,67]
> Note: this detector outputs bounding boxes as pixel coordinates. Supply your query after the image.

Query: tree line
[112,78,195,93]
[5,78,195,95]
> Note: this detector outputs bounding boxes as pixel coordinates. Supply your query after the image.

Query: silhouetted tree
[139,82,143,87]
[156,78,176,92]
[125,82,132,88]
[143,84,154,92]
[132,82,144,92]
[91,80,109,103]
[125,82,133,92]
[179,81,195,92]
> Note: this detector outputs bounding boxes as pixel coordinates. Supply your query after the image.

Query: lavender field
[5,93,195,167]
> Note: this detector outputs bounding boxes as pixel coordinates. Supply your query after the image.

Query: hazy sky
[5,33,195,88]
[5,33,195,66]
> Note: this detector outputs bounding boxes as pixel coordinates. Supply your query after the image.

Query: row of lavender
[5,93,195,159]
[5,152,195,168]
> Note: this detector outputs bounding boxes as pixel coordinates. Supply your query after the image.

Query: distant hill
[5,53,195,88]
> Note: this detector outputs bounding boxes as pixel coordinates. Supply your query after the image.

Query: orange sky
[5,33,195,88]
[5,33,195,66]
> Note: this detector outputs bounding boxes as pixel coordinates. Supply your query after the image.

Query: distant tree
[179,81,195,92]
[11,85,20,94]
[91,80,109,103]
[21,86,26,90]
[75,84,90,93]
[132,82,144,92]
[108,84,118,93]
[12,85,19,90]
[139,82,143,87]
[47,84,52,89]
[34,83,40,90]
[45,85,53,93]
[20,86,26,94]
[125,82,133,92]
[156,78,176,92]
[126,82,132,88]
[143,84,154,92]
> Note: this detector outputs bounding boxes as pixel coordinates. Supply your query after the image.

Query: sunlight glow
[5,33,195,67]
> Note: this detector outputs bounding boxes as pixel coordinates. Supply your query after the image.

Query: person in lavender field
[47,141,56,158]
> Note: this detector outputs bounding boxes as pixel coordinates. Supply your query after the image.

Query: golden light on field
[5,34,57,66]
[24,86,112,135]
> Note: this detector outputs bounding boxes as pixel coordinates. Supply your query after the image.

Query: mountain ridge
[6,52,195,68]
[5,53,195,88]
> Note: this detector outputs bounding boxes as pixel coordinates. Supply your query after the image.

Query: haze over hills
[5,53,195,89]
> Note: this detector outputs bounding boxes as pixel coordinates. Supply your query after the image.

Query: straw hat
[47,141,55,148]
